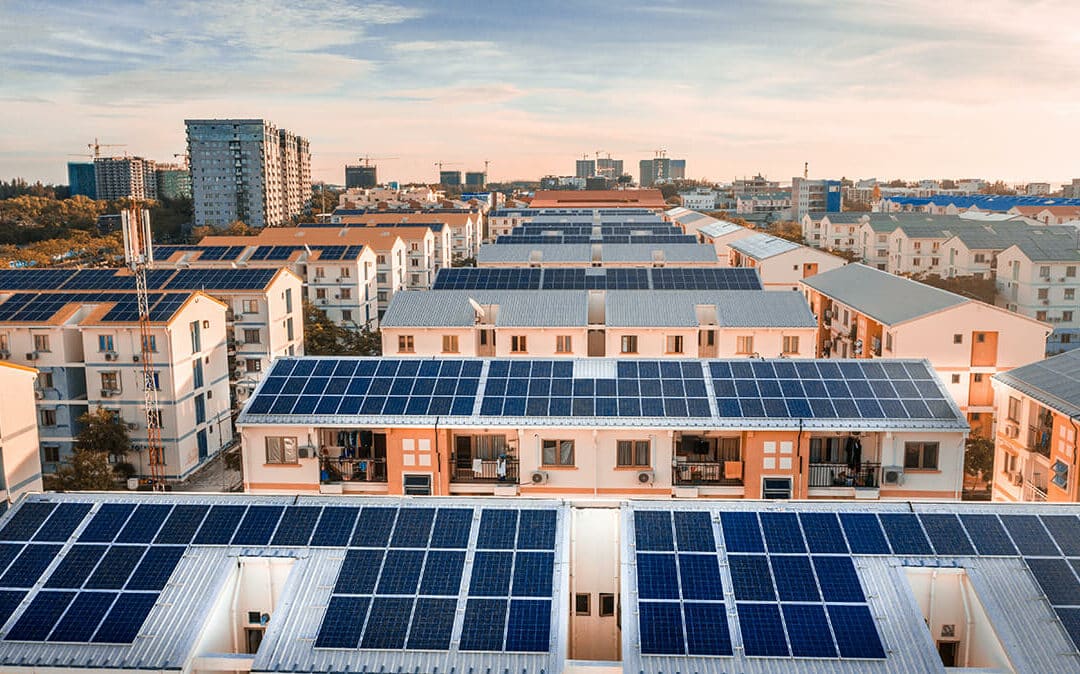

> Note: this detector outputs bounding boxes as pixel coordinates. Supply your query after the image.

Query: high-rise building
[155,164,192,200]
[465,171,486,188]
[790,176,842,219]
[1064,178,1080,199]
[67,162,96,199]
[345,165,378,189]
[94,156,157,200]
[185,119,311,228]
[670,159,686,180]
[440,171,463,187]
[733,174,781,196]
[595,157,623,179]
[639,158,669,187]
[575,159,595,178]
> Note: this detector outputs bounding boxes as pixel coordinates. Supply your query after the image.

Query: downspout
[795,418,804,499]
[958,572,975,667]
[434,415,440,496]
[954,431,967,501]
[1069,413,1080,497]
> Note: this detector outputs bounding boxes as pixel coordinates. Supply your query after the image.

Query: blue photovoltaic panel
[637,554,680,600]
[420,550,465,596]
[32,503,91,542]
[193,505,246,545]
[918,514,975,556]
[505,599,550,652]
[459,598,507,651]
[5,590,74,641]
[0,503,55,541]
[47,591,116,642]
[959,514,1017,556]
[407,597,457,650]
[390,508,435,548]
[771,556,821,602]
[813,556,866,603]
[334,549,384,595]
[470,551,513,597]
[827,604,886,659]
[1026,558,1080,606]
[639,602,685,655]
[839,513,891,554]
[737,602,789,657]
[0,543,19,577]
[1000,515,1059,556]
[720,512,764,553]
[673,511,714,552]
[115,504,172,544]
[309,507,358,547]
[517,509,557,550]
[512,552,554,597]
[878,514,933,555]
[352,507,397,547]
[635,511,674,552]
[377,550,425,595]
[78,504,135,543]
[0,590,26,628]
[678,554,723,600]
[316,595,368,648]
[230,506,284,546]
[1057,607,1080,652]
[683,601,732,655]
[92,592,158,643]
[125,546,184,591]
[760,512,805,554]
[0,544,62,588]
[798,512,848,554]
[270,507,321,546]
[361,596,412,649]
[154,505,209,545]
[429,509,472,549]
[783,603,838,658]
[728,555,775,601]
[85,546,145,589]
[477,509,518,549]
[44,544,107,589]
[1041,516,1080,556]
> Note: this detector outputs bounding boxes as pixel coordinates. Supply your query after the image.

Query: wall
[569,506,620,661]
[0,364,43,500]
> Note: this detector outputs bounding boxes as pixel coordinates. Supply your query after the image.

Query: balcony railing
[672,460,743,487]
[320,457,387,483]
[808,462,880,488]
[451,456,519,483]
[1027,426,1052,458]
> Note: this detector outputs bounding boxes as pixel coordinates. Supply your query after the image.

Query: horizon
[2,0,1079,186]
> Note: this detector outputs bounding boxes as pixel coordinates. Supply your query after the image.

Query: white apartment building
[186,119,311,228]
[728,233,847,290]
[996,233,1080,355]
[0,361,43,502]
[333,211,483,262]
[93,156,157,200]
[678,188,720,210]
[802,212,868,251]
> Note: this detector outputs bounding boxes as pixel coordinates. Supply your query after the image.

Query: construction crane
[121,203,166,491]
[483,159,491,175]
[356,155,398,167]
[635,149,668,158]
[88,138,125,158]
[434,161,462,179]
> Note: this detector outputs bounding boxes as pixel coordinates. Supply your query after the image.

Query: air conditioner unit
[100,388,114,398]
[1010,472,1024,486]
[637,470,655,485]
[26,352,38,361]
[105,351,118,361]
[0,349,9,359]
[529,470,549,485]
[34,390,43,400]
[882,466,905,486]
[1004,424,1020,438]
[126,422,139,431]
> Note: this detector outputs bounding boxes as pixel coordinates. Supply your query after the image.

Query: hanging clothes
[496,456,507,480]
[845,437,856,470]
[851,437,862,473]
[472,457,483,476]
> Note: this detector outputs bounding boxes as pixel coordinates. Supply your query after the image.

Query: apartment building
[93,156,157,200]
[791,177,841,220]
[478,243,719,268]
[1008,205,1080,224]
[735,192,791,216]
[380,290,817,359]
[0,362,43,502]
[802,211,868,251]
[329,212,459,267]
[185,119,311,227]
[801,264,1050,436]
[0,290,232,477]
[695,221,756,264]
[728,233,847,290]
[991,349,1080,502]
[529,189,668,210]
[677,188,720,210]
[238,355,968,500]
[996,231,1080,355]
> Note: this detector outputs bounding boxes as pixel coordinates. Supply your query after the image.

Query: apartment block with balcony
[802,212,869,252]
[0,362,44,502]
[802,264,1050,437]
[991,350,1080,502]
[333,211,482,261]
[237,356,969,499]
[380,289,817,359]
[995,232,1080,355]
[728,233,847,290]
[93,156,157,200]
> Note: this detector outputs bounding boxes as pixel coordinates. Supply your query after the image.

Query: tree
[55,448,115,491]
[842,198,871,212]
[979,180,1016,196]
[941,179,958,190]
[772,221,803,243]
[963,437,995,492]
[303,301,382,356]
[912,273,997,305]
[452,256,476,268]
[75,408,131,462]
[191,220,258,241]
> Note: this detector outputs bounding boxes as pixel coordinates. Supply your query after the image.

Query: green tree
[303,301,383,356]
[75,408,131,462]
[979,180,1016,196]
[963,437,995,491]
[55,449,116,491]
[911,273,997,305]
[772,221,803,243]
[452,255,476,268]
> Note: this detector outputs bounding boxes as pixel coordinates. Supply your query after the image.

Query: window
[243,329,261,344]
[194,394,206,424]
[377,273,387,284]
[762,477,792,499]
[1037,310,1048,321]
[951,374,960,384]
[842,309,849,325]
[904,442,939,470]
[142,335,157,352]
[975,333,985,343]
[37,371,53,388]
[973,373,984,383]
[286,317,294,341]
[315,266,325,278]
[442,335,459,353]
[575,593,590,616]
[1067,266,1077,278]
[736,335,754,354]
[1039,265,1051,278]
[953,334,962,344]
[511,335,527,353]
[885,333,893,352]
[398,335,415,353]
[1037,287,1049,300]
[193,359,204,388]
[146,371,160,391]
[0,334,7,350]
[598,593,615,617]
[620,335,638,354]
[782,335,799,354]
[1066,288,1075,301]
[617,440,650,467]
[411,242,419,251]
[101,371,119,391]
[265,436,298,464]
[190,321,201,352]
[341,310,352,322]
[556,336,572,353]
[341,267,351,278]
[340,288,351,300]
[284,288,293,313]
[33,334,49,352]
[542,439,574,466]
[40,409,56,426]
[245,359,262,373]
[316,288,327,300]
[666,335,684,354]
[42,445,60,463]
[240,299,258,314]
[377,254,386,264]
[1064,311,1074,322]
[98,335,114,352]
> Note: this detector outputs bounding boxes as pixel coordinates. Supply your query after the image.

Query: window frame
[903,441,939,470]
[616,439,651,467]
[541,439,575,466]
[265,436,298,465]
[442,334,459,353]
[620,335,638,354]
[398,335,415,353]
[782,335,799,355]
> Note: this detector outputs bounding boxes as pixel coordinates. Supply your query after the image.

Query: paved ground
[171,444,243,493]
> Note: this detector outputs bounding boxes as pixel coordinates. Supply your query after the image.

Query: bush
[112,462,137,480]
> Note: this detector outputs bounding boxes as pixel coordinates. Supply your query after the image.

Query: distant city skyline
[2,0,1079,185]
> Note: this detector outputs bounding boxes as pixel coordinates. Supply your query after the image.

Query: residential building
[344,164,378,189]
[380,290,817,359]
[735,192,791,216]
[801,263,1050,437]
[1027,182,1052,196]
[991,349,1080,502]
[669,159,686,180]
[478,243,720,268]
[802,211,868,250]
[791,177,842,220]
[154,164,191,200]
[1064,178,1080,199]
[464,171,486,188]
[239,355,968,500]
[94,156,157,200]
[693,220,757,264]
[678,188,719,210]
[186,119,311,227]
[0,362,43,502]
[528,189,668,210]
[728,233,847,290]
[575,159,596,178]
[1008,205,1080,225]
[66,162,96,199]
[439,170,462,187]
[732,173,780,196]
[332,210,481,261]
[0,290,232,477]
[996,230,1080,354]
[595,156,623,179]
[639,158,668,187]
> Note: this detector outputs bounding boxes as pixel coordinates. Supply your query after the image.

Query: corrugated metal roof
[698,221,747,238]
[811,211,867,224]
[381,290,589,327]
[604,290,817,328]
[728,233,800,259]
[802,263,967,325]
[601,243,719,263]
[993,349,1080,417]
[476,243,593,263]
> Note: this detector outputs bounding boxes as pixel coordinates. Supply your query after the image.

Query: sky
[2,0,1080,186]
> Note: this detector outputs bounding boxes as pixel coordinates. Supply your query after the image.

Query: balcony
[451,455,519,483]
[808,462,880,489]
[320,457,387,483]
[672,460,743,487]
[1027,426,1052,459]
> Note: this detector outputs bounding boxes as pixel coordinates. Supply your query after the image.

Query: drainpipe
[433,415,440,496]
[958,572,974,667]
[1069,413,1080,497]
[928,569,938,646]
[795,419,804,499]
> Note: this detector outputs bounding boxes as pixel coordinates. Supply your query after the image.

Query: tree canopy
[75,407,132,460]
[303,301,382,356]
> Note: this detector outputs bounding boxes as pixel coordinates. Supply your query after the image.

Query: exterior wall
[229,272,306,402]
[0,364,44,501]
[887,230,948,276]
[996,247,1080,355]
[732,248,846,291]
[700,229,756,266]
[991,382,1079,502]
[858,225,893,270]
[820,217,865,254]
[305,249,380,328]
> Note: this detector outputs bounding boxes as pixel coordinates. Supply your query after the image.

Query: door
[196,429,208,460]
[455,436,472,476]
[587,330,606,357]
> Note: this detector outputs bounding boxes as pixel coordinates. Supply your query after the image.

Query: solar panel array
[315,506,558,653]
[495,234,697,245]
[249,246,301,261]
[165,268,279,290]
[0,292,187,323]
[433,267,762,291]
[0,268,278,294]
[708,359,957,421]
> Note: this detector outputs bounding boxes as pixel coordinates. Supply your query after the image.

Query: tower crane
[356,155,398,167]
[121,202,166,491]
[88,138,126,158]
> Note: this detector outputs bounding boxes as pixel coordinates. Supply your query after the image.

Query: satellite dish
[467,297,485,319]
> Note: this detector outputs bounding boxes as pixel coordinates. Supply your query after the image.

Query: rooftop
[528,189,667,209]
[728,233,800,259]
[476,243,719,264]
[801,263,967,325]
[994,349,1080,418]
[808,211,867,224]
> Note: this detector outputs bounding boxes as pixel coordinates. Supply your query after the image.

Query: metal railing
[1027,426,1052,458]
[451,456,519,483]
[320,457,387,483]
[808,462,880,488]
[672,461,743,486]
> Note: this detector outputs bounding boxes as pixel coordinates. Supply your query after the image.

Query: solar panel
[361,596,412,648]
[309,507,359,547]
[1000,515,1060,556]
[683,601,732,655]
[0,590,26,629]
[635,511,674,552]
[1026,558,1080,606]
[154,505,209,545]
[92,592,157,643]
[44,544,107,589]
[678,554,723,600]
[839,513,891,554]
[477,509,518,549]
[798,512,848,554]
[192,505,247,545]
[720,512,764,553]
[918,514,975,556]
[85,546,145,589]
[79,503,135,543]
[460,598,506,650]
[420,550,465,595]
[115,504,172,544]
[125,546,184,591]
[638,601,684,655]
[270,507,321,546]
[728,555,774,601]
[673,511,714,552]
[32,503,91,542]
[1058,607,1080,651]
[48,591,115,642]
[351,507,396,547]
[783,603,837,658]
[812,555,866,603]
[512,552,554,597]
[827,604,886,659]
[878,514,932,555]
[1041,516,1080,556]
[771,556,821,602]
[5,590,74,641]
[407,597,456,649]
[517,509,557,550]
[230,506,284,546]
[390,508,435,548]
[760,512,805,554]
[0,502,55,541]
[737,602,788,656]
[505,599,551,652]
[959,514,1017,556]
[1,545,62,587]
